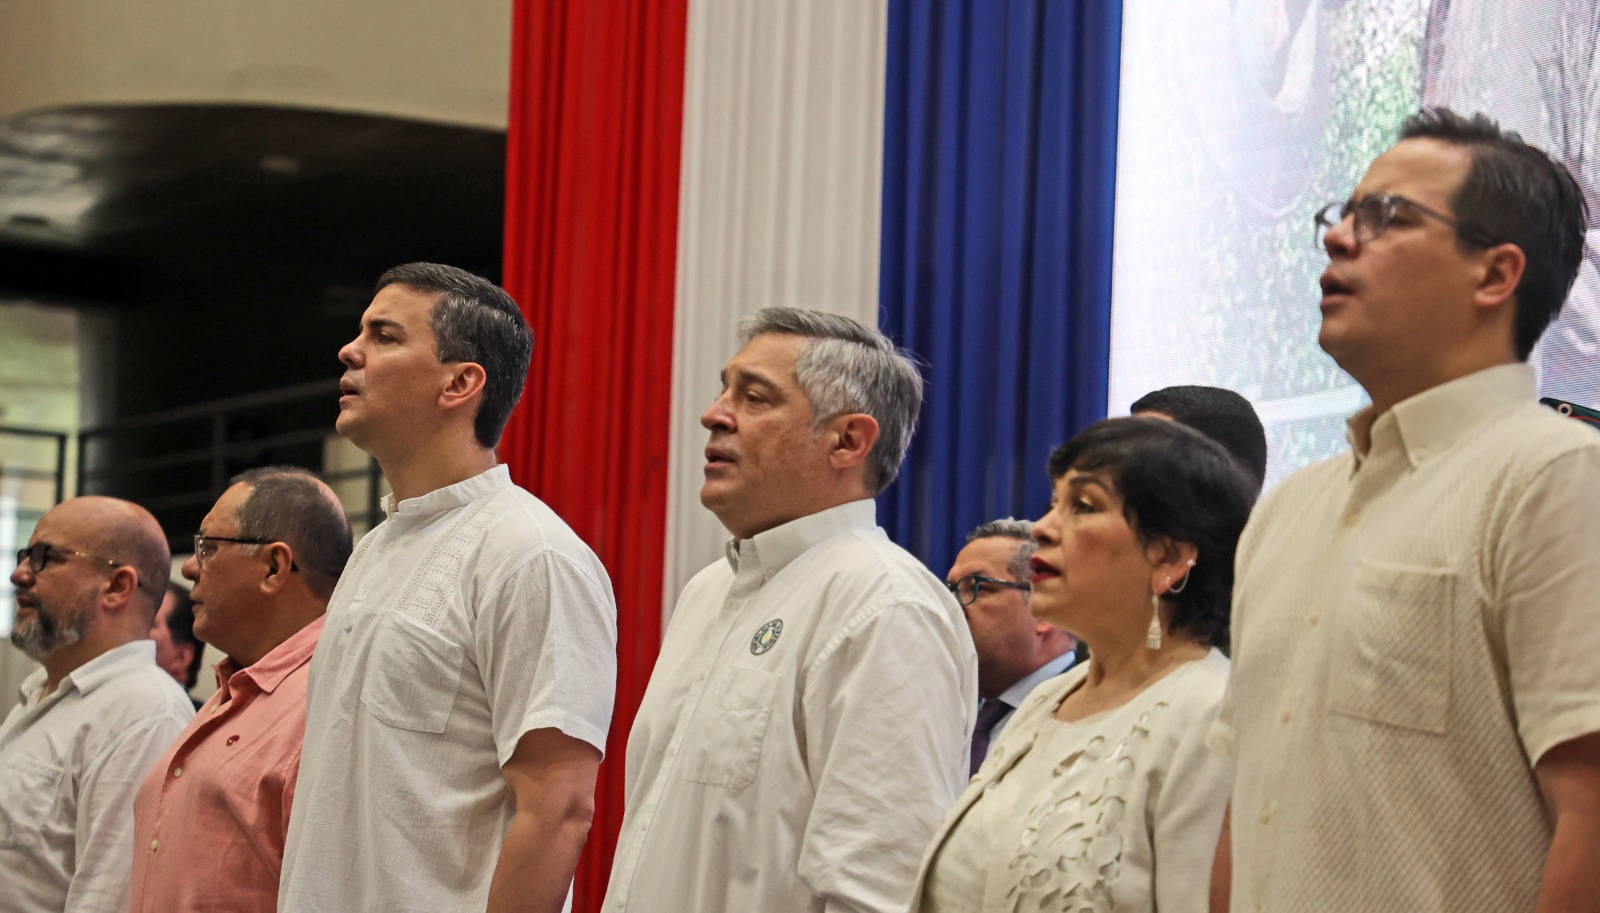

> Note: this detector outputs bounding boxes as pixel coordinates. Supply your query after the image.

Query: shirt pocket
[1326,560,1455,734]
[0,757,64,848]
[681,665,780,790]
[359,614,465,733]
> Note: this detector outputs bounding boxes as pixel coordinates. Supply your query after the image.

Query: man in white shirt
[946,518,1075,775]
[1,496,193,913]
[1210,108,1600,912]
[278,263,618,913]
[602,308,978,913]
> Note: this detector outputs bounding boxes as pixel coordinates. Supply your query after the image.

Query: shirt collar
[214,615,326,699]
[381,464,511,522]
[998,650,1077,707]
[18,640,156,705]
[724,499,877,580]
[1346,363,1534,469]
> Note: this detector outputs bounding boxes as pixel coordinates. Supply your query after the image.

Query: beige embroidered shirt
[1211,363,1600,913]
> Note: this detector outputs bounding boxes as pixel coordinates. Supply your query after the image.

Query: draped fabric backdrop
[497,1,689,908]
[497,2,1122,909]
[878,0,1123,574]
[665,0,889,607]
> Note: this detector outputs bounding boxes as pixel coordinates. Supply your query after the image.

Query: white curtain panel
[665,0,889,619]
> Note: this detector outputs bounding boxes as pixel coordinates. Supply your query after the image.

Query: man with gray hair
[131,466,351,913]
[602,308,978,913]
[948,518,1076,775]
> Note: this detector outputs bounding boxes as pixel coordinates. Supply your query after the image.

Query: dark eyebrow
[365,317,406,337]
[1064,474,1113,496]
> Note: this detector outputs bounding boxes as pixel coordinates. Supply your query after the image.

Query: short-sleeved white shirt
[1211,364,1600,913]
[0,640,193,913]
[601,500,978,913]
[278,465,617,913]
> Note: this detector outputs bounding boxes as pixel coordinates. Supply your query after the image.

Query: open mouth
[1028,556,1060,584]
[1319,272,1355,299]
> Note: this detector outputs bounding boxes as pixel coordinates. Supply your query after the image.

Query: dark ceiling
[0,102,505,414]
[0,103,506,536]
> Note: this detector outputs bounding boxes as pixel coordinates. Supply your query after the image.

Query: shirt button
[173,768,183,778]
[1280,709,1292,723]
[150,839,160,851]
[1259,806,1273,825]
[1308,613,1321,627]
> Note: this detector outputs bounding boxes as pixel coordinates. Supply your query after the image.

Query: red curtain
[499,2,688,909]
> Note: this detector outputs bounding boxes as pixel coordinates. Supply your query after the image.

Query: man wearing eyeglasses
[1210,108,1600,913]
[128,466,350,913]
[279,264,617,913]
[947,518,1075,776]
[1,496,193,913]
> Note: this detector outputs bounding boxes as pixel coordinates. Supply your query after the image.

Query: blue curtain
[878,0,1122,573]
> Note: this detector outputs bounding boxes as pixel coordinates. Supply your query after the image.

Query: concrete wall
[0,0,512,127]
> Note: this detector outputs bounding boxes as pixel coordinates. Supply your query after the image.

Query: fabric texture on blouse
[913,650,1231,913]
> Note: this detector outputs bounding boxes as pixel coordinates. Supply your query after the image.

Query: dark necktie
[969,698,1012,776]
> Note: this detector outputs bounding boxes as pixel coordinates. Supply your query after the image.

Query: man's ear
[827,413,881,473]
[101,566,141,614]
[1473,243,1527,313]
[261,543,295,595]
[440,362,488,414]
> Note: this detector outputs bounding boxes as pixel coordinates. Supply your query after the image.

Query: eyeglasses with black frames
[945,573,1031,607]
[1313,193,1500,252]
[14,542,124,576]
[192,534,299,571]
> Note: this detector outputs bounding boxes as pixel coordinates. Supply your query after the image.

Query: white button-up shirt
[279,466,617,913]
[0,640,193,913]
[1211,364,1600,912]
[602,500,978,913]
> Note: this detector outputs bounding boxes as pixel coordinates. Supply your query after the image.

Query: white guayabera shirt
[278,466,618,913]
[602,499,978,913]
[1212,364,1600,913]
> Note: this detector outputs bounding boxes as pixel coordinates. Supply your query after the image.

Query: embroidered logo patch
[750,619,783,655]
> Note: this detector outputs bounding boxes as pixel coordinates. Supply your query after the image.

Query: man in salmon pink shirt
[129,466,351,913]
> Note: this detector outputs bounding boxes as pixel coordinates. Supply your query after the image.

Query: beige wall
[0,0,512,127]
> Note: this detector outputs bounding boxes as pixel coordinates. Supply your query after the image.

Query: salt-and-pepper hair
[738,307,924,494]
[967,518,1036,582]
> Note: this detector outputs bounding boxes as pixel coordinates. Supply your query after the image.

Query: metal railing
[0,426,68,506]
[76,381,383,551]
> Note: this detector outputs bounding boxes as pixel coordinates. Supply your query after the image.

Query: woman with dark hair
[908,417,1255,913]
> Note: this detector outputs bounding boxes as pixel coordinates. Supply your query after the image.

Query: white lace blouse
[911,650,1232,913]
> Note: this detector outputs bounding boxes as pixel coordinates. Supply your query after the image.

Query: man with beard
[1,496,194,913]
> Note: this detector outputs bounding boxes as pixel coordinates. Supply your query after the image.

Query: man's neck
[227,603,326,669]
[375,437,498,504]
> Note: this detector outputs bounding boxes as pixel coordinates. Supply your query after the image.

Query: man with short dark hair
[1130,385,1268,492]
[949,518,1075,775]
[151,582,205,698]
[1,497,193,913]
[130,466,351,913]
[1211,108,1600,912]
[603,307,977,913]
[279,264,617,913]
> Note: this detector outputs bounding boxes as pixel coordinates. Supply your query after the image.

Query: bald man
[1,497,194,913]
